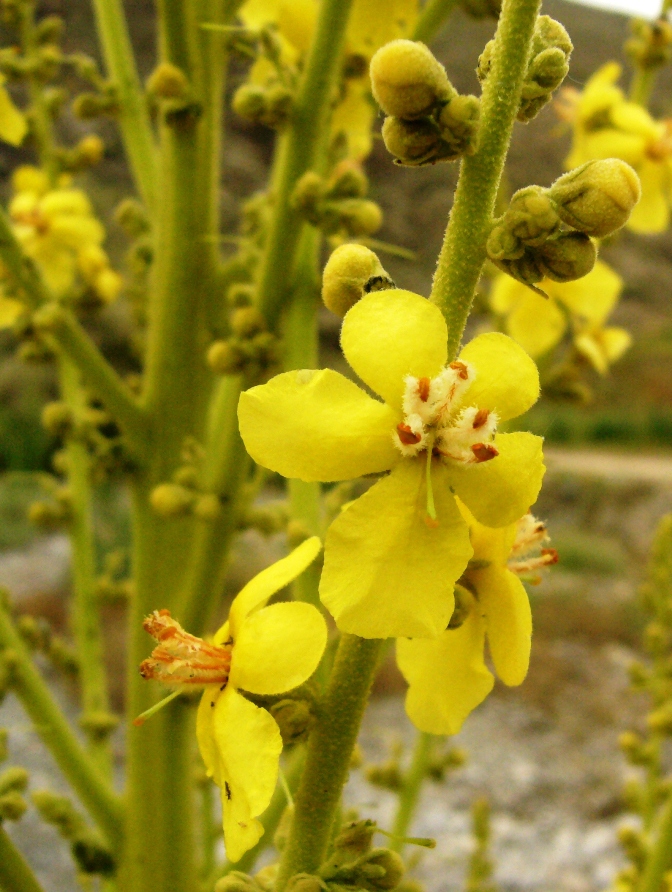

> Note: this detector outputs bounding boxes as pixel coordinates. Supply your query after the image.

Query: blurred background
[0,0,671,889]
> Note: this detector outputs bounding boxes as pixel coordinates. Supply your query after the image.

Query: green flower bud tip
[321,244,394,317]
[355,849,405,891]
[327,163,369,199]
[71,833,116,876]
[78,711,119,739]
[537,232,597,283]
[0,790,27,821]
[382,116,443,166]
[172,465,199,488]
[0,766,28,796]
[149,483,195,518]
[339,199,383,237]
[31,790,83,836]
[207,340,245,375]
[146,62,189,99]
[370,40,453,119]
[284,874,327,892]
[41,401,74,436]
[270,698,313,744]
[292,172,326,212]
[549,160,641,238]
[215,871,262,892]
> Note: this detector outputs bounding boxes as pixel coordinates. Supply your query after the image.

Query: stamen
[417,377,431,401]
[397,422,422,445]
[133,689,182,727]
[425,446,437,525]
[472,408,490,429]
[449,361,469,380]
[471,443,499,463]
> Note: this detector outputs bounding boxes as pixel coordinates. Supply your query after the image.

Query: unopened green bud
[173,466,199,488]
[537,232,597,282]
[71,831,116,875]
[625,18,672,70]
[147,62,189,99]
[327,163,368,199]
[332,820,377,859]
[193,493,222,522]
[149,483,195,518]
[244,503,288,536]
[215,870,261,892]
[0,790,27,821]
[32,303,68,334]
[78,712,119,740]
[337,199,382,237]
[264,83,293,128]
[517,17,572,121]
[370,40,454,119]
[644,621,669,652]
[28,500,70,529]
[0,767,28,795]
[647,707,672,734]
[255,864,278,892]
[490,250,546,292]
[321,244,393,317]
[286,519,312,548]
[354,849,405,891]
[76,135,105,166]
[36,15,64,44]
[549,160,641,238]
[508,186,561,247]
[436,94,480,154]
[31,790,83,837]
[114,198,150,237]
[207,340,246,375]
[231,306,266,338]
[41,401,74,437]
[365,761,403,791]
[381,116,443,166]
[232,84,267,122]
[227,283,255,308]
[270,698,314,745]
[285,874,326,892]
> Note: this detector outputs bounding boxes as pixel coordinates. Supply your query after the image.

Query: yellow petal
[600,326,631,363]
[573,331,608,374]
[231,601,327,695]
[478,567,531,686]
[611,102,661,141]
[0,85,26,147]
[396,613,494,735]
[627,160,669,234]
[341,289,447,411]
[201,686,282,862]
[346,0,418,57]
[580,129,646,168]
[458,332,540,421]
[554,260,622,326]
[449,432,545,528]
[505,291,566,358]
[331,81,375,161]
[238,369,399,482]
[458,500,517,566]
[229,537,322,636]
[489,274,521,315]
[0,295,25,328]
[320,460,472,639]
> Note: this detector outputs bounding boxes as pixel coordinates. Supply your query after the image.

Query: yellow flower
[7,166,120,302]
[238,0,418,160]
[0,75,27,147]
[0,292,25,329]
[139,538,327,863]
[558,63,672,234]
[239,289,545,640]
[396,506,557,735]
[490,259,630,374]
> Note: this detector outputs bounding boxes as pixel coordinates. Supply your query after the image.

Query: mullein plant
[0,1,645,892]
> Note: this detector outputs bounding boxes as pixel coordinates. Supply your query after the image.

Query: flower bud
[536,232,597,282]
[489,250,546,292]
[231,306,266,338]
[78,711,119,740]
[232,84,267,123]
[76,135,104,166]
[365,761,403,791]
[0,790,27,821]
[215,871,261,892]
[370,40,454,119]
[149,483,195,518]
[436,94,480,155]
[285,874,326,892]
[332,820,377,860]
[0,767,28,795]
[321,244,394,317]
[353,849,405,891]
[31,790,82,836]
[647,706,672,735]
[292,172,326,216]
[71,831,116,875]
[263,83,293,128]
[193,494,222,522]
[270,698,314,745]
[381,116,444,166]
[549,160,641,238]
[337,199,383,237]
[41,401,74,437]
[327,163,368,199]
[114,197,150,237]
[207,340,245,375]
[147,62,189,99]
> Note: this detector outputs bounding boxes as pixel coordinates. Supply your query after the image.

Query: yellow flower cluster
[558,62,672,233]
[139,539,326,862]
[237,0,418,160]
[1,166,121,325]
[490,259,631,374]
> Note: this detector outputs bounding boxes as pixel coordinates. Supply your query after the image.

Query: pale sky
[567,0,661,18]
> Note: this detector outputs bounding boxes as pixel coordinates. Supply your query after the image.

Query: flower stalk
[0,824,46,892]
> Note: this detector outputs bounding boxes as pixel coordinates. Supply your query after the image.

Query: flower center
[394,361,499,465]
[139,609,233,688]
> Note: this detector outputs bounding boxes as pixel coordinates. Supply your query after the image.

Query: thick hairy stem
[90,0,158,210]
[58,357,112,776]
[430,0,542,359]
[255,0,354,326]
[0,825,46,892]
[412,0,459,43]
[389,732,434,851]
[0,597,123,849]
[274,636,384,891]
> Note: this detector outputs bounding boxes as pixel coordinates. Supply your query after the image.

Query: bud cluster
[208,288,278,378]
[0,765,28,822]
[146,62,201,127]
[370,40,479,166]
[479,16,572,123]
[322,244,395,318]
[625,17,672,71]
[16,614,79,678]
[487,159,640,290]
[32,790,116,876]
[292,164,382,239]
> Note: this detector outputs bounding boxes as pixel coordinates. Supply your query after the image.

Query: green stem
[629,66,656,108]
[389,732,435,852]
[90,0,158,210]
[636,792,672,892]
[283,227,322,608]
[0,597,123,850]
[19,1,58,181]
[429,0,541,359]
[274,636,384,891]
[58,356,112,777]
[0,824,45,892]
[255,0,354,326]
[412,0,459,44]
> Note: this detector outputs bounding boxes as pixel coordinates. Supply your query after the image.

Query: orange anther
[471,442,498,463]
[397,423,422,445]
[449,361,469,380]
[541,548,559,565]
[417,377,431,401]
[472,408,490,429]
